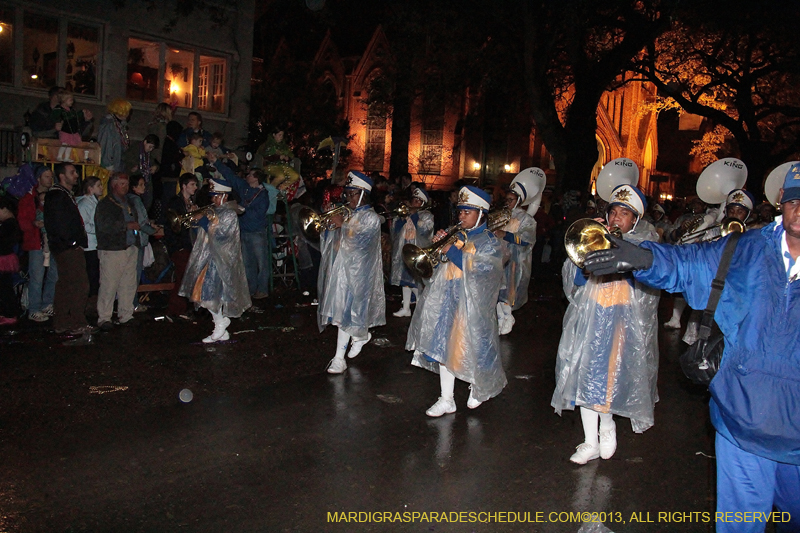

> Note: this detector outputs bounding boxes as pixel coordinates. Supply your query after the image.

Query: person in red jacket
[18,167,58,322]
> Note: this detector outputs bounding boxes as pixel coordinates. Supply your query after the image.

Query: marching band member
[681,188,754,344]
[179,176,251,343]
[407,186,506,417]
[581,164,800,532]
[493,168,543,334]
[319,171,386,374]
[390,188,434,317]
[552,183,660,464]
[723,188,755,226]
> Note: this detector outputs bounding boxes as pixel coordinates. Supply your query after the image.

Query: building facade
[0,0,255,177]
[289,26,659,194]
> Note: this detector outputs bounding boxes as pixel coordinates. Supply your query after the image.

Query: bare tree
[633,2,800,193]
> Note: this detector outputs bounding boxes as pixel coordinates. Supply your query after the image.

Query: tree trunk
[739,139,779,202]
[389,78,413,179]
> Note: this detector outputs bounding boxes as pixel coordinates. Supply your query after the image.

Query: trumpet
[402,208,512,279]
[298,204,353,241]
[377,203,430,219]
[679,216,744,243]
[564,218,623,268]
[402,223,466,279]
[166,206,217,234]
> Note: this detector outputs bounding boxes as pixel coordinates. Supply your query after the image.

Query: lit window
[23,13,59,88]
[166,48,193,108]
[67,24,98,96]
[365,101,386,171]
[0,9,13,85]
[126,38,228,114]
[420,101,444,175]
[127,38,159,102]
[199,55,225,113]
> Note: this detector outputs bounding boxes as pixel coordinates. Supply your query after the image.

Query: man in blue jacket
[210,154,278,299]
[583,164,800,533]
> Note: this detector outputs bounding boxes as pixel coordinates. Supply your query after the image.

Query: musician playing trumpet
[179,176,251,343]
[552,184,660,464]
[407,186,506,417]
[319,171,386,374]
[390,188,434,317]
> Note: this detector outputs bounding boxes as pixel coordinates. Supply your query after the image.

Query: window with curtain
[127,38,159,102]
[199,55,225,113]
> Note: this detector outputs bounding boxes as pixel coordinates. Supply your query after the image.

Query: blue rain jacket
[635,222,800,464]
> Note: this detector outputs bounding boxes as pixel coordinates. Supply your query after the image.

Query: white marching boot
[426,365,456,417]
[327,328,351,374]
[203,313,230,343]
[393,287,413,317]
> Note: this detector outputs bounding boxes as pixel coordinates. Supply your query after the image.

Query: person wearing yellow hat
[407,186,506,416]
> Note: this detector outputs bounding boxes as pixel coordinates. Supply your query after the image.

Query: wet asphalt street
[0,276,722,533]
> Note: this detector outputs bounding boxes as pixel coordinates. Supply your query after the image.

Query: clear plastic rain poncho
[551,220,660,433]
[498,206,537,310]
[390,211,434,286]
[179,203,252,317]
[317,205,386,338]
[407,226,507,403]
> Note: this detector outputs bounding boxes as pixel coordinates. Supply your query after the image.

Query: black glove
[583,234,654,276]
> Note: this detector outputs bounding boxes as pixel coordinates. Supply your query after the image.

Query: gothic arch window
[419,98,444,175]
[364,71,388,172]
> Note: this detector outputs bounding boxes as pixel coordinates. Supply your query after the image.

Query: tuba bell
[564,219,623,268]
[595,158,640,202]
[298,204,353,241]
[764,161,799,208]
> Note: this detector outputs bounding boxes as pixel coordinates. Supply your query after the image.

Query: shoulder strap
[698,232,742,340]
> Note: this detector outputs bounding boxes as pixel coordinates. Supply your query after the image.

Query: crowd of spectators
[0,89,782,344]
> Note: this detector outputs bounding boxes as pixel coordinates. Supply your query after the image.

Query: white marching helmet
[696,158,747,205]
[596,158,639,202]
[764,161,800,207]
[510,167,546,207]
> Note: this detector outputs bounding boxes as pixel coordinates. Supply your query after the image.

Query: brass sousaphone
[510,167,547,216]
[565,158,638,268]
[764,161,799,208]
[679,158,748,243]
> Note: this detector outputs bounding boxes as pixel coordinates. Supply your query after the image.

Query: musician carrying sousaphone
[494,167,545,335]
[553,183,660,464]
[406,186,506,417]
